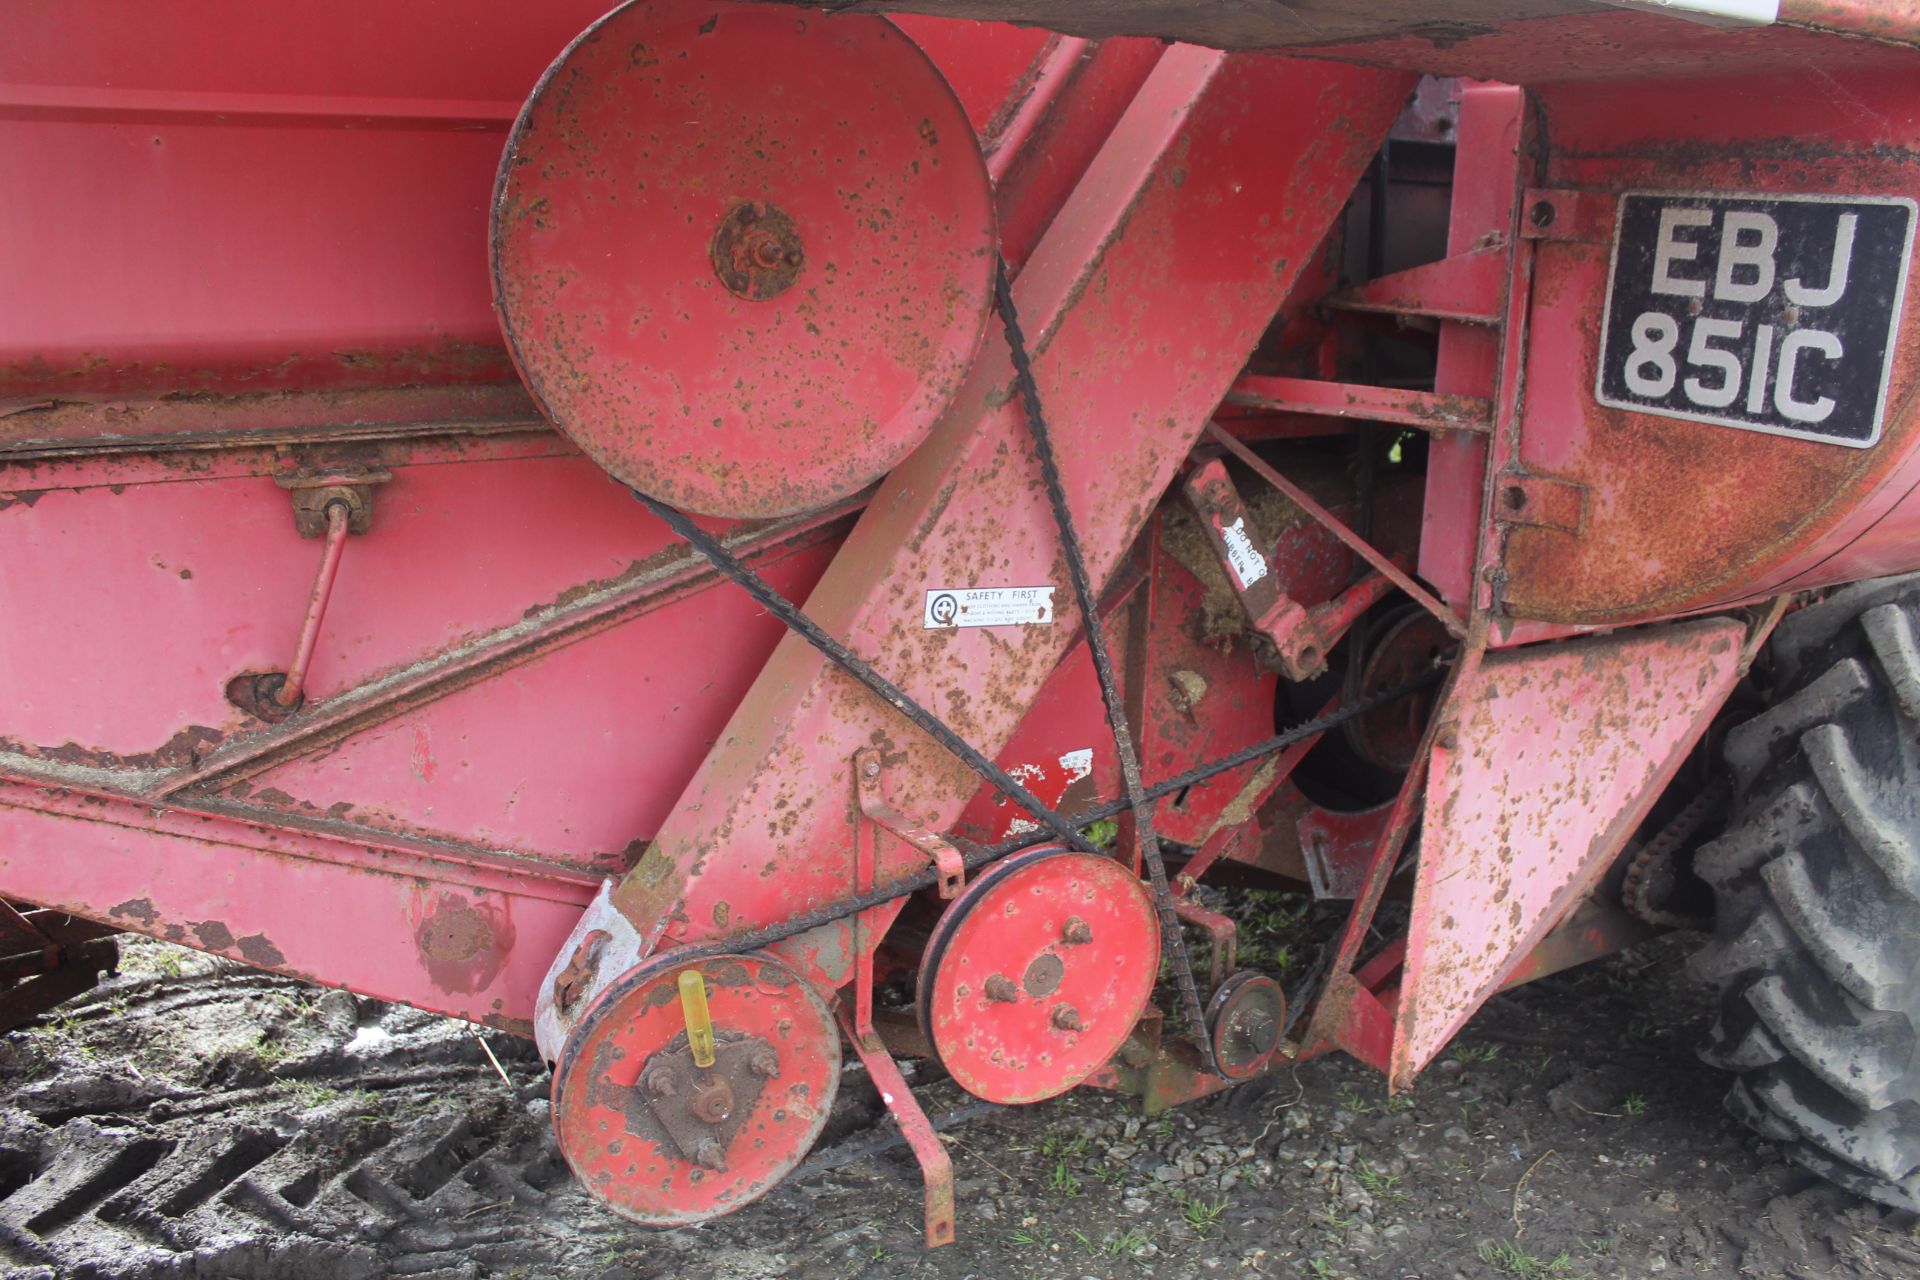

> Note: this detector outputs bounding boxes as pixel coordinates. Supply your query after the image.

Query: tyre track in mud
[0,945,604,1278]
[7,936,1920,1279]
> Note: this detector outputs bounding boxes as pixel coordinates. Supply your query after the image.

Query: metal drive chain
[629,492,1105,861]
[669,673,1440,964]
[991,257,1219,1069]
[1621,778,1725,930]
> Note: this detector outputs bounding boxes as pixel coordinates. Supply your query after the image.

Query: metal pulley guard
[490,0,995,519]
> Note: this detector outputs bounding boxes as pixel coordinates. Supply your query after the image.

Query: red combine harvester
[5,0,1920,1244]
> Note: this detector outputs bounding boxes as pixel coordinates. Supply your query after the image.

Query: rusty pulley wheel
[491,0,995,519]
[1205,970,1285,1080]
[917,845,1160,1105]
[550,951,840,1225]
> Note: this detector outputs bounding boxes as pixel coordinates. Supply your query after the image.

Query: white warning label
[1219,517,1269,588]
[923,586,1055,629]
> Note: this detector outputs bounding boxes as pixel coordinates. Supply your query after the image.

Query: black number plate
[1596,191,1915,447]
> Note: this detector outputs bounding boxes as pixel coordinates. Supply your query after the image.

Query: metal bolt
[689,1074,736,1124]
[692,1136,728,1171]
[749,234,786,269]
[639,1061,676,1098]
[862,759,881,779]
[984,974,1018,1003]
[747,1047,780,1079]
[1061,916,1093,946]
[1051,1005,1083,1032]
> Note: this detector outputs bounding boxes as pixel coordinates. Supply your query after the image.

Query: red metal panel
[0,778,593,1033]
[0,457,755,758]
[0,0,617,396]
[1417,84,1523,617]
[1391,618,1747,1087]
[1501,66,1920,624]
[0,0,1074,401]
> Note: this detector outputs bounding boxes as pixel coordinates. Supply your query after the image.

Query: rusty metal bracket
[274,468,389,538]
[836,1004,957,1248]
[1172,897,1237,995]
[1319,242,1508,327]
[231,471,389,721]
[1226,375,1493,435]
[1518,188,1614,243]
[1204,423,1468,642]
[853,749,966,898]
[1491,470,1588,534]
[1182,451,1456,680]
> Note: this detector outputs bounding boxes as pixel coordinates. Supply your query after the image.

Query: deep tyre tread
[1697,572,1920,1211]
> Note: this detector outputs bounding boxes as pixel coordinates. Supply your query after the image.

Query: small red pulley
[491,0,996,519]
[550,951,840,1225]
[917,846,1161,1105]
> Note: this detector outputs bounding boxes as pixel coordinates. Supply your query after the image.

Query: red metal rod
[1203,421,1467,639]
[984,36,1090,183]
[274,501,351,707]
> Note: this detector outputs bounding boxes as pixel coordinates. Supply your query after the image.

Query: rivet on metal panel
[1492,471,1587,534]
[1518,188,1614,243]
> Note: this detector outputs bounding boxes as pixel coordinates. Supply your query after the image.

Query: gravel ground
[1,933,1917,1279]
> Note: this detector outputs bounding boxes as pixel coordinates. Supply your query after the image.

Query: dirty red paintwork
[1393,617,1748,1088]
[0,4,1129,1033]
[8,0,1920,1245]
[573,45,1413,1009]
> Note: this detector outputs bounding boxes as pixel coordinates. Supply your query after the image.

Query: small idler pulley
[1204,970,1286,1080]
[490,0,995,519]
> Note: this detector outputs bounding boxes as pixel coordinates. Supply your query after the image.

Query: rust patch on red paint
[191,920,236,951]
[237,933,287,967]
[2,724,227,772]
[414,894,512,994]
[110,898,159,928]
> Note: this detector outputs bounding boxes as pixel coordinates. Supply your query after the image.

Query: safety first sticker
[923,587,1055,629]
[1596,191,1915,447]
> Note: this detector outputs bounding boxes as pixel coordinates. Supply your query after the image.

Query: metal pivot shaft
[273,500,352,709]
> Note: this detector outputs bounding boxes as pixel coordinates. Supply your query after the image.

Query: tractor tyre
[1690,573,1920,1210]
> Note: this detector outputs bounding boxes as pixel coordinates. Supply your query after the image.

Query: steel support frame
[535,49,1417,1057]
[0,24,1201,1037]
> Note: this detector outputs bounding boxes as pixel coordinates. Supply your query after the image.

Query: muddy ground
[1,931,1916,1280]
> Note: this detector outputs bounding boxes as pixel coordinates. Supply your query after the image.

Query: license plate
[1595,191,1915,447]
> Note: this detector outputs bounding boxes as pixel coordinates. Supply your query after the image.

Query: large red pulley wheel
[491,0,996,519]
[550,951,840,1225]
[918,846,1161,1105]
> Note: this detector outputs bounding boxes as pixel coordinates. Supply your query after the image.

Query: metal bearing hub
[1204,970,1286,1080]
[918,845,1160,1104]
[550,951,838,1225]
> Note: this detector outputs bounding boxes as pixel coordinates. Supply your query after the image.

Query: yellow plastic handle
[677,968,717,1069]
